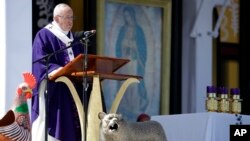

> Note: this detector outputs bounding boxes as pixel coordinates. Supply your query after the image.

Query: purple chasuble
[32,27,84,141]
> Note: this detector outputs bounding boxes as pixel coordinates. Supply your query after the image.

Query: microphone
[74,30,96,39]
[84,30,96,36]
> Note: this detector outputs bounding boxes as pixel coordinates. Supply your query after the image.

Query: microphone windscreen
[73,31,85,39]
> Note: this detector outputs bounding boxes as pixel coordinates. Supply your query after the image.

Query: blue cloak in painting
[115,6,148,120]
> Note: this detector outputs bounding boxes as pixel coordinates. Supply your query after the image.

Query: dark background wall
[240,0,250,115]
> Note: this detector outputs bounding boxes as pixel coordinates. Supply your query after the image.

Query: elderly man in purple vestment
[31,3,86,141]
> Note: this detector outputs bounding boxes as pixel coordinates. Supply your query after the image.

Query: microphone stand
[32,42,78,141]
[80,36,90,141]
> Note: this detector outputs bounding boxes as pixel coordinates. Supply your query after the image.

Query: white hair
[53,3,71,17]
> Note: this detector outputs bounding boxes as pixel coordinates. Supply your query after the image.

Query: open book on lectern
[49,54,142,81]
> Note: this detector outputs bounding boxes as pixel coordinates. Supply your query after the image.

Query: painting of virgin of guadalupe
[115,6,148,110]
[101,1,166,121]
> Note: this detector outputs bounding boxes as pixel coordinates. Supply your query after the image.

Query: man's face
[56,7,73,31]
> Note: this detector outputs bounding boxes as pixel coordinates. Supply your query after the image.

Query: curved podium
[49,54,141,141]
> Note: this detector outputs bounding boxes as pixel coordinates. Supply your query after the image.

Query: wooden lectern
[49,54,142,81]
[49,54,141,141]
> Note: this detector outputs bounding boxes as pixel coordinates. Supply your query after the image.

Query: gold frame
[97,0,172,114]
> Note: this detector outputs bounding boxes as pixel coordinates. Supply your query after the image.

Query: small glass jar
[217,87,230,113]
[229,88,242,114]
[206,86,218,112]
